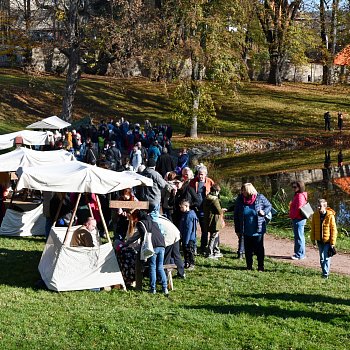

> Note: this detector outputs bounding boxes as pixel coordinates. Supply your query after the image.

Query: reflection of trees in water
[336,202,350,227]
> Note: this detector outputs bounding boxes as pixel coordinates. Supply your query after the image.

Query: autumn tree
[255,0,302,85]
[319,0,340,85]
[148,0,248,137]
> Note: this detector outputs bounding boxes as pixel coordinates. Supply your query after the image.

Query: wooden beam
[109,200,149,210]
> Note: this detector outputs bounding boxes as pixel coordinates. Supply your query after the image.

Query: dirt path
[219,226,350,276]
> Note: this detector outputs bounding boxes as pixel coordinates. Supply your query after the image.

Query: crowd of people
[40,118,338,293]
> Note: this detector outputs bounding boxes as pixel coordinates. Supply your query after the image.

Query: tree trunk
[61,43,81,123]
[60,0,84,123]
[268,51,282,85]
[190,84,199,138]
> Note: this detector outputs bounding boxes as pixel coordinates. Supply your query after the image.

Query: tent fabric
[0,130,53,150]
[39,226,125,291]
[0,203,46,236]
[26,116,71,130]
[17,161,153,194]
[0,147,75,172]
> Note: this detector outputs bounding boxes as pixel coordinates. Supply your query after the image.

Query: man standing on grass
[324,111,331,131]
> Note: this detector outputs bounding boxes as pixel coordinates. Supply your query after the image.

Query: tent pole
[63,193,81,245]
[96,194,111,243]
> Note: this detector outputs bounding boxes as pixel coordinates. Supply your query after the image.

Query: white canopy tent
[16,161,153,194]
[0,148,75,237]
[0,130,53,150]
[16,162,153,291]
[26,116,71,130]
[0,147,75,172]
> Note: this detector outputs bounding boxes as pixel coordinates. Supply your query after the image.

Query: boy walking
[179,199,197,270]
[311,199,337,279]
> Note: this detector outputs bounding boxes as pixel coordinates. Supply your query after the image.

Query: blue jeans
[292,218,306,258]
[317,241,332,277]
[148,247,167,292]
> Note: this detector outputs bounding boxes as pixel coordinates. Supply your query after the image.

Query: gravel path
[219,226,350,276]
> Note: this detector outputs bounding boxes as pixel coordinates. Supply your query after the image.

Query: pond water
[206,146,350,228]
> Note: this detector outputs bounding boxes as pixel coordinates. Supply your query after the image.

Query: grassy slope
[1,69,350,137]
[0,236,349,350]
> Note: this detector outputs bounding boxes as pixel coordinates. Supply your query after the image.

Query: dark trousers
[183,240,196,267]
[244,234,265,270]
[325,120,331,131]
[164,241,185,277]
[198,216,208,251]
[237,234,245,254]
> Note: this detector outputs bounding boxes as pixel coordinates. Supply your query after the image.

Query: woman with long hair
[289,180,308,260]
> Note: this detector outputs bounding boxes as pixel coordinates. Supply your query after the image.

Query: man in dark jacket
[156,148,175,178]
[105,141,122,170]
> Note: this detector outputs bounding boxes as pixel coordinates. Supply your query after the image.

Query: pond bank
[187,132,350,159]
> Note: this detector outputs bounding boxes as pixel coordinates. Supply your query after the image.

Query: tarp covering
[39,226,125,291]
[0,130,53,150]
[0,203,46,236]
[26,116,71,130]
[17,161,153,194]
[0,147,75,172]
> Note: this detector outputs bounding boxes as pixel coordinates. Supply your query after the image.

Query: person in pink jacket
[289,180,308,260]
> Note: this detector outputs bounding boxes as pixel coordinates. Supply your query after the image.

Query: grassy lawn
[1,69,350,140]
[0,236,349,350]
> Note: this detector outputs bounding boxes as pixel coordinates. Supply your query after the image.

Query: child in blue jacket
[179,199,197,270]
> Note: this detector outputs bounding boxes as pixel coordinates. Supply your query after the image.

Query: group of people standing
[324,111,344,131]
[233,180,337,279]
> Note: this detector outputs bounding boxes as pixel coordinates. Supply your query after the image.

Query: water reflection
[225,149,350,228]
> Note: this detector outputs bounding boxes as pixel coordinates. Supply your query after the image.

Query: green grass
[0,236,349,350]
[2,69,350,139]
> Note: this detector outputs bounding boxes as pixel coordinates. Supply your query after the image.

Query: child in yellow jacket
[311,199,337,278]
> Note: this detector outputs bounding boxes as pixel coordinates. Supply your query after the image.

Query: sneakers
[176,273,186,279]
[187,265,195,271]
[214,252,223,258]
[208,254,218,259]
[291,255,306,260]
[163,288,169,296]
[149,289,156,294]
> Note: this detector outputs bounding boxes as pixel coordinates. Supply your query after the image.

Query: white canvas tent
[0,130,53,150]
[26,116,71,130]
[0,147,75,172]
[16,161,153,194]
[16,162,153,291]
[0,204,46,237]
[0,148,75,237]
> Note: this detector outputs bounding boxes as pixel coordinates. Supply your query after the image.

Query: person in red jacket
[289,180,308,260]
[189,165,215,254]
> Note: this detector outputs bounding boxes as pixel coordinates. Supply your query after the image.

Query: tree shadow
[237,292,350,307]
[0,248,42,288]
[186,302,349,323]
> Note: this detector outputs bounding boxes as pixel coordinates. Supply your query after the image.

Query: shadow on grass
[0,248,42,288]
[237,292,350,307]
[187,302,349,323]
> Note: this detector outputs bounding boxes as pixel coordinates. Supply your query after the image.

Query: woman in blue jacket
[234,183,272,272]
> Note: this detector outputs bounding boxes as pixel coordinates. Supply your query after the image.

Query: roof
[27,116,71,130]
[334,45,350,66]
